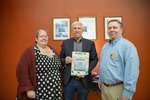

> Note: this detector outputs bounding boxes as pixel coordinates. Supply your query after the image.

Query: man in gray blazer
[60,21,98,100]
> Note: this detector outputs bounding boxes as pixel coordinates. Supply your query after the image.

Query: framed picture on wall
[53,18,70,40]
[104,17,122,40]
[78,17,96,40]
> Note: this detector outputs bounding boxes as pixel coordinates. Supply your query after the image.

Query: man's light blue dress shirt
[99,36,139,99]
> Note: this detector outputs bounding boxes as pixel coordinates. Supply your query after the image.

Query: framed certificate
[71,51,89,76]
[78,17,96,40]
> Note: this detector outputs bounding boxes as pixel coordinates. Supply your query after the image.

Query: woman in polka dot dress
[16,29,63,100]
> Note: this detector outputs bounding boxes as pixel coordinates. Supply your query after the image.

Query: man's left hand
[77,75,85,78]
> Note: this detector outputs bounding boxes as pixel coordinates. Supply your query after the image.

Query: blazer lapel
[69,38,74,52]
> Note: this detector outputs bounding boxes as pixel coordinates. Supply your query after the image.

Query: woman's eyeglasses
[38,35,48,39]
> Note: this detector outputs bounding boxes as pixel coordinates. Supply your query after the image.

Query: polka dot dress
[34,46,62,100]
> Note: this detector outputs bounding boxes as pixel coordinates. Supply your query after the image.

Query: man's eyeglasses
[38,35,48,39]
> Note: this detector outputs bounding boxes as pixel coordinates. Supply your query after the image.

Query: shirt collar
[108,35,122,45]
[73,37,83,42]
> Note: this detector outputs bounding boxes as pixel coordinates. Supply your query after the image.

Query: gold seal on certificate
[71,51,89,76]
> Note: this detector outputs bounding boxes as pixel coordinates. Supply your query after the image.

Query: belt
[71,76,80,80]
[103,81,123,87]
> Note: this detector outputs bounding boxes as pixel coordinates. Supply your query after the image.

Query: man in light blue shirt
[98,20,139,100]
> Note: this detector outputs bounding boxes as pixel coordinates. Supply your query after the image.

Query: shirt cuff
[123,89,134,100]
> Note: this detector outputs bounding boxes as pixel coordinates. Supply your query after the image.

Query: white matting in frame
[53,18,70,40]
[78,17,96,40]
[104,17,122,40]
[71,51,89,76]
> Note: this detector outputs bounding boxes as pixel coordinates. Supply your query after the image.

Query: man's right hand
[98,82,102,90]
[65,56,72,64]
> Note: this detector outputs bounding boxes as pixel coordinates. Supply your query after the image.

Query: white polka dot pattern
[34,46,62,100]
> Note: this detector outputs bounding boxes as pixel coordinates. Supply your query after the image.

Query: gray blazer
[60,38,98,88]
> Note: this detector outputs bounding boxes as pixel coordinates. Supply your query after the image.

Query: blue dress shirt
[99,36,139,99]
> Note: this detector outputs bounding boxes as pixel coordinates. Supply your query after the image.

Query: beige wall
[1,0,149,99]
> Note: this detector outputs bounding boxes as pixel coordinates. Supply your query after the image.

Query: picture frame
[104,17,122,40]
[78,17,96,40]
[53,18,70,40]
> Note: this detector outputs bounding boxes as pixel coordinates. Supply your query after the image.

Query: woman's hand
[27,90,35,99]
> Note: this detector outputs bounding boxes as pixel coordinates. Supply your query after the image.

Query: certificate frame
[53,18,70,40]
[71,51,89,76]
[104,17,122,40]
[78,17,96,40]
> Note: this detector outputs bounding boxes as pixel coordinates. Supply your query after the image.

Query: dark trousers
[64,77,89,100]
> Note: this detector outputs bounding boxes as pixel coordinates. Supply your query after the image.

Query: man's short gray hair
[72,21,84,29]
